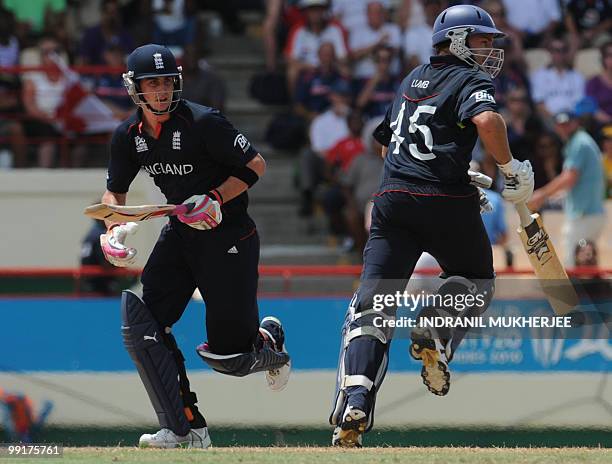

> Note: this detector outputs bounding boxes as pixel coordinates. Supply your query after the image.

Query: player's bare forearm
[216,154,266,203]
[472,111,512,165]
[381,145,388,159]
[101,190,127,228]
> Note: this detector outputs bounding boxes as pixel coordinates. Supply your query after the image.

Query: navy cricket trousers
[141,217,260,355]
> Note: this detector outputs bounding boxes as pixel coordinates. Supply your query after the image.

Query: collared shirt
[563,129,605,218]
[107,100,258,224]
[374,55,497,193]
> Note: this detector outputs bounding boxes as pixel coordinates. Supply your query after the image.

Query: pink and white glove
[100,222,138,267]
[177,193,222,230]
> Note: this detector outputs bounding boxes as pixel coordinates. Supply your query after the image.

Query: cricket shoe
[138,427,211,449]
[332,405,367,448]
[410,327,450,396]
[259,316,291,391]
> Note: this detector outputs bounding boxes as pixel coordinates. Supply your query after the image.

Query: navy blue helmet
[432,5,505,78]
[122,44,183,114]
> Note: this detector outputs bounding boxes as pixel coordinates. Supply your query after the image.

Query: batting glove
[498,158,534,204]
[100,222,138,267]
[177,193,222,230]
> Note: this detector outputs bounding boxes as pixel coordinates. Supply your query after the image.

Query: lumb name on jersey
[143,163,194,176]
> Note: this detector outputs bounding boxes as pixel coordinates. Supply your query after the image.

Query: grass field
[2,447,610,464]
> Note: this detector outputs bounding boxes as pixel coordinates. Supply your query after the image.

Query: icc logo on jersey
[135,135,148,153]
[234,133,251,153]
[172,131,181,150]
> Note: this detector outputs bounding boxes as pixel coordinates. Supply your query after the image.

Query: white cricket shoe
[259,316,291,392]
[138,427,211,449]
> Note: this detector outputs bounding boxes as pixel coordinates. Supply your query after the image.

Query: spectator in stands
[355,44,399,119]
[79,0,134,65]
[565,0,612,50]
[285,0,348,96]
[500,0,561,48]
[2,0,66,38]
[349,1,401,81]
[532,131,563,190]
[528,110,606,267]
[152,0,197,54]
[321,111,366,246]
[586,40,612,125]
[0,8,26,168]
[180,46,227,111]
[21,36,68,168]
[299,79,351,216]
[501,86,542,158]
[93,44,133,120]
[341,117,383,253]
[479,181,511,267]
[403,0,442,71]
[531,37,585,123]
[602,124,612,198]
[263,0,304,72]
[294,42,346,120]
[0,8,19,67]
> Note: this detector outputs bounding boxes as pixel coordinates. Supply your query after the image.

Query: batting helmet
[122,44,183,114]
[432,5,505,78]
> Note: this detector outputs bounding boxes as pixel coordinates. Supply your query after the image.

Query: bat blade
[84,203,192,222]
[516,203,579,315]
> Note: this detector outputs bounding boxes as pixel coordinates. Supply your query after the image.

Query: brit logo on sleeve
[153,53,164,70]
[135,135,148,153]
[470,90,496,104]
[234,133,251,154]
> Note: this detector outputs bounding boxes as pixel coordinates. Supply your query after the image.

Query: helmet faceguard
[432,5,505,79]
[123,69,183,115]
[122,44,183,115]
[446,27,504,78]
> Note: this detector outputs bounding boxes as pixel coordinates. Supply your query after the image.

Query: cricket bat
[515,203,579,315]
[84,202,194,222]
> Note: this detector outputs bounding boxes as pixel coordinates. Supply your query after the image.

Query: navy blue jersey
[107,100,258,224]
[374,55,498,193]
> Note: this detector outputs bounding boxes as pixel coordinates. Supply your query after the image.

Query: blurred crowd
[0,0,232,168]
[0,0,610,265]
[258,0,611,259]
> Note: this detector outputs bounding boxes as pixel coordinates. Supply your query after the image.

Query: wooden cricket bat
[84,202,194,222]
[515,203,579,315]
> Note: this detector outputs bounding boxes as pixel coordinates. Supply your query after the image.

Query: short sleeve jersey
[374,55,498,192]
[107,100,258,224]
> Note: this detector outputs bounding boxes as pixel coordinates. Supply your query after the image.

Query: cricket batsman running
[330,5,534,447]
[98,44,291,448]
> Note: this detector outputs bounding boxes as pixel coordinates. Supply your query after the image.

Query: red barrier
[0,265,609,296]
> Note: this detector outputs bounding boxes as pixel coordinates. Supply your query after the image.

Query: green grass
[2,447,611,464]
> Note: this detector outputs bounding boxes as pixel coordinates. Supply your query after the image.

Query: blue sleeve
[563,139,586,173]
[456,75,498,123]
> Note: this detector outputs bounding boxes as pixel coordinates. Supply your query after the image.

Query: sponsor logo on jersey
[172,131,181,150]
[135,136,148,152]
[143,163,194,176]
[233,133,251,153]
[470,90,496,104]
[153,53,164,70]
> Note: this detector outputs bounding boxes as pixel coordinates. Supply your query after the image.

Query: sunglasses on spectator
[551,47,568,53]
[41,47,60,54]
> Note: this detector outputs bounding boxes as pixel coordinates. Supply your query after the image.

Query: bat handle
[515,202,534,228]
[173,203,195,216]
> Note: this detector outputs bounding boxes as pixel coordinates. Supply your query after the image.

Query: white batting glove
[477,188,493,214]
[177,193,222,230]
[498,158,534,204]
[100,222,138,267]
